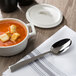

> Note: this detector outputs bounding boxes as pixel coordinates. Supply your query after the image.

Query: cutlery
[9,38,72,72]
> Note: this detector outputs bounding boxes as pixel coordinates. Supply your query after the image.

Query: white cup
[0,18,36,56]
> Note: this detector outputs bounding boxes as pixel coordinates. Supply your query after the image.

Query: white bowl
[0,18,36,56]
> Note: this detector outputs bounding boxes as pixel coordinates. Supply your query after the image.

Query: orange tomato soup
[0,20,27,46]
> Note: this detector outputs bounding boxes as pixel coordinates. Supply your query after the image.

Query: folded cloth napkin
[3,25,76,76]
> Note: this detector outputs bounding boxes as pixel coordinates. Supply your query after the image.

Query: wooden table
[0,0,76,75]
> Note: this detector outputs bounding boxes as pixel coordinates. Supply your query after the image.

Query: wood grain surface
[0,0,76,76]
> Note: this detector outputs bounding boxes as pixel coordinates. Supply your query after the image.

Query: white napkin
[3,25,76,76]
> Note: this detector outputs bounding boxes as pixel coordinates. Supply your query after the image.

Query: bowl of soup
[0,18,36,56]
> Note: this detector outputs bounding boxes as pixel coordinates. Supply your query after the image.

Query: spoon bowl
[51,38,72,54]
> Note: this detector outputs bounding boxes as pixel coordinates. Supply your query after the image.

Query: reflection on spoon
[9,38,72,72]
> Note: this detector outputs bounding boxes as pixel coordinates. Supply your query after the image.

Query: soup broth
[0,20,27,46]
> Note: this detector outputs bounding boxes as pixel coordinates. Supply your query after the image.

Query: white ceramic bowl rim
[0,18,29,48]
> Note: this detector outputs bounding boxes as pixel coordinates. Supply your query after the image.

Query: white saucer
[26,4,63,28]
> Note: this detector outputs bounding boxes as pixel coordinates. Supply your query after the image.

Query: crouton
[9,25,16,33]
[0,33,10,42]
[6,31,11,37]
[11,33,20,41]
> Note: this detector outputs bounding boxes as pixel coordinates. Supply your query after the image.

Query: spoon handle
[9,51,51,72]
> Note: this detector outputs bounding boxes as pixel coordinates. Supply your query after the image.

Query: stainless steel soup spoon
[9,38,72,72]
